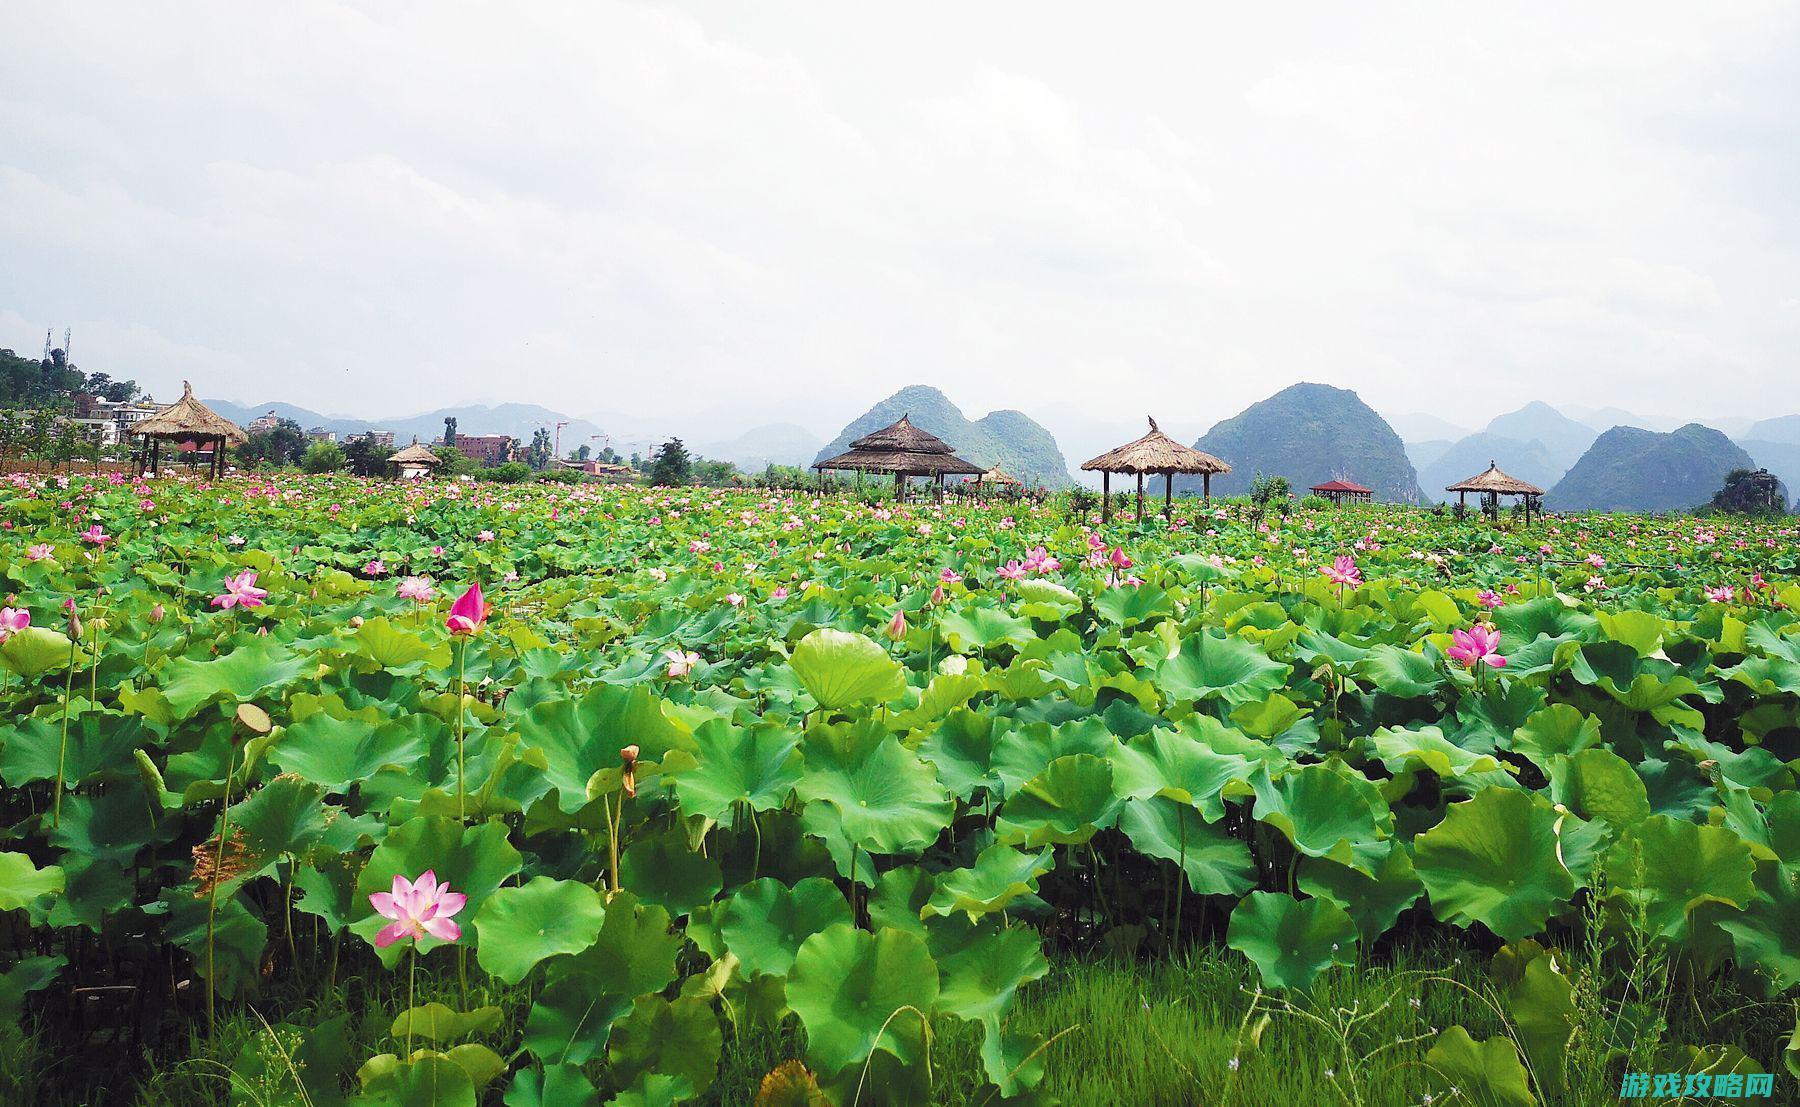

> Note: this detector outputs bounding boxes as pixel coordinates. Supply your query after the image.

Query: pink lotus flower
[1448,625,1507,670]
[0,607,28,643]
[771,585,789,601]
[939,568,963,584]
[79,525,109,546]
[25,543,53,562]
[397,576,436,603]
[445,582,486,635]
[1022,546,1061,574]
[477,530,495,542]
[1321,555,1362,588]
[724,592,745,607]
[1109,547,1133,570]
[664,648,701,678]
[369,871,465,948]
[1706,585,1735,603]
[996,560,1028,581]
[363,559,387,577]
[211,570,268,610]
[1476,589,1503,610]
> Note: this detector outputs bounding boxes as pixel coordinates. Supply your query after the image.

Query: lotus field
[4,471,1800,1104]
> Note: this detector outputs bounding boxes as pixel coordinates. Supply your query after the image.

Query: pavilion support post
[1164,471,1173,517]
[1102,471,1111,523]
[1135,472,1144,520]
[1203,472,1211,501]
[893,470,904,501]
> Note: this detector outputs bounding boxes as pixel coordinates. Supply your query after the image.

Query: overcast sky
[3,2,1796,442]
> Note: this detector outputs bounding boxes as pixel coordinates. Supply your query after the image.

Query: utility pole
[553,420,569,460]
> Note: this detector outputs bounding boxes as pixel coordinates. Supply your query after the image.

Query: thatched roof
[848,414,957,455]
[1081,417,1231,475]
[814,447,985,476]
[132,381,247,444]
[1445,461,1543,496]
[971,465,1023,485]
[388,440,441,465]
[815,413,985,476]
[1310,479,1372,494]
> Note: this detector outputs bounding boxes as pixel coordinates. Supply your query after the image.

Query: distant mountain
[1419,434,1561,504]
[1747,414,1800,446]
[696,423,824,471]
[1742,440,1800,510]
[207,398,605,452]
[1405,439,1456,473]
[815,385,1073,488]
[1176,383,1427,502]
[1562,405,1682,433]
[1384,411,1472,444]
[1483,402,1596,474]
[1546,424,1754,512]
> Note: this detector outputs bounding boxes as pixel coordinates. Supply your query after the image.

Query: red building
[454,434,516,464]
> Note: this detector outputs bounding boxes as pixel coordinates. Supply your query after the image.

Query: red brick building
[453,434,516,464]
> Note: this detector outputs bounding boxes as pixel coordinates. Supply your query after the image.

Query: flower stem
[454,638,467,822]
[52,632,77,828]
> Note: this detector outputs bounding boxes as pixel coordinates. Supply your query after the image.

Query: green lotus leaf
[788,628,906,709]
[353,615,449,672]
[938,607,1037,652]
[1013,578,1082,620]
[472,876,607,984]
[923,843,1055,920]
[606,995,721,1098]
[0,852,64,913]
[229,775,330,866]
[520,893,679,1065]
[994,753,1124,847]
[1717,865,1800,994]
[353,816,522,965]
[1595,608,1665,659]
[933,922,1048,1022]
[720,877,851,977]
[518,684,692,813]
[1154,632,1290,705]
[1368,725,1501,779]
[159,639,306,718]
[1507,703,1602,768]
[1722,656,1800,696]
[795,721,951,855]
[991,717,1113,797]
[391,1002,503,1044]
[358,1054,479,1107]
[1250,764,1390,872]
[0,712,143,787]
[1117,797,1256,897]
[917,709,1001,802]
[1414,788,1574,941]
[604,1073,695,1107]
[1548,748,1650,829]
[1602,815,1756,941]
[502,1064,598,1107]
[164,891,268,1000]
[865,866,935,940]
[1298,839,1422,943]
[1108,728,1254,822]
[1355,644,1445,699]
[1491,941,1575,1093]
[1228,693,1307,740]
[787,924,939,1075]
[618,828,723,917]
[0,626,75,678]
[1226,891,1358,991]
[1094,582,1173,626]
[1422,1026,1535,1107]
[979,1020,1051,1097]
[270,712,434,791]
[674,718,802,823]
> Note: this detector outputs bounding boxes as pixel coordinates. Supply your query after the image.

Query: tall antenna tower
[63,328,72,365]
[43,328,52,362]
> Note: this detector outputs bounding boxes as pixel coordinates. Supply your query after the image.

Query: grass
[10,927,1791,1106]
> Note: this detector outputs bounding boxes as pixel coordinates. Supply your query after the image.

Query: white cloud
[0,0,1795,439]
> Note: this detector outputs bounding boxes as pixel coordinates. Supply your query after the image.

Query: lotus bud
[149,603,165,624]
[885,608,907,641]
[349,615,364,628]
[930,583,946,606]
[620,744,640,798]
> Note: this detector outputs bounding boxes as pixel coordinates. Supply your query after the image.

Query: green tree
[525,427,553,470]
[302,440,346,473]
[344,435,390,477]
[648,438,692,486]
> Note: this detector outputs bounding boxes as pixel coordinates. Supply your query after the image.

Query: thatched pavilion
[388,439,442,481]
[132,382,246,479]
[1446,461,1544,522]
[812,415,984,499]
[1309,478,1373,505]
[1081,417,1232,522]
[967,465,1024,499]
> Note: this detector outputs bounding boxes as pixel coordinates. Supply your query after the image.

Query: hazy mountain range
[208,387,1797,511]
